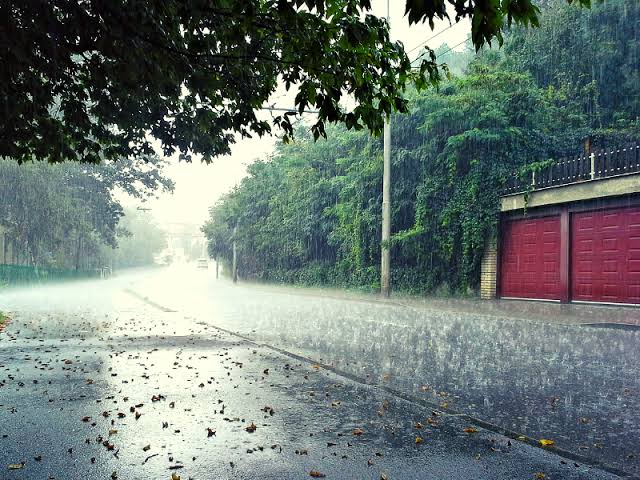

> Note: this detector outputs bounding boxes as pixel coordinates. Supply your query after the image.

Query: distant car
[196,258,209,269]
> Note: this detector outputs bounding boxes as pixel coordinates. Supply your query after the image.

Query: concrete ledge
[501,174,640,212]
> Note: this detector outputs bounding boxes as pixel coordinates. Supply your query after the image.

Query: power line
[411,37,469,68]
[406,21,461,56]
[260,106,319,114]
[435,38,469,59]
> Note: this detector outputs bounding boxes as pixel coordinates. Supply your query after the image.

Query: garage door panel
[500,216,561,300]
[571,206,640,304]
[629,213,640,227]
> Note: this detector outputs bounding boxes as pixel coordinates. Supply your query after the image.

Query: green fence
[0,264,100,287]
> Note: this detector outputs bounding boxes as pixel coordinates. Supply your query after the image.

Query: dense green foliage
[0,158,172,270]
[504,0,640,133]
[2,0,585,165]
[204,0,639,294]
[107,208,167,270]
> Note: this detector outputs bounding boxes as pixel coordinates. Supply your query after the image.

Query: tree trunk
[75,234,82,271]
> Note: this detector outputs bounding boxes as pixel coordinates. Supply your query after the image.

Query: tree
[502,0,640,138]
[1,0,588,165]
[109,208,167,269]
[0,156,173,269]
[203,62,590,292]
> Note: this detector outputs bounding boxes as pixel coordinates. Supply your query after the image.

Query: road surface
[0,265,636,479]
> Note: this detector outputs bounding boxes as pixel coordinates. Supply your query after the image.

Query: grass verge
[0,311,9,331]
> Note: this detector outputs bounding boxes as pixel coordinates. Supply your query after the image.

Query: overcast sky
[136,2,470,229]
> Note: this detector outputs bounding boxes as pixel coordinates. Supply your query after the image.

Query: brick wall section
[480,238,498,299]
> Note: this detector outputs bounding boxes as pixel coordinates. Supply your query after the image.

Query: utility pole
[232,225,238,284]
[380,0,392,298]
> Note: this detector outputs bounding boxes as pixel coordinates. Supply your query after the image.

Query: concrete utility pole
[232,225,238,284]
[380,0,392,298]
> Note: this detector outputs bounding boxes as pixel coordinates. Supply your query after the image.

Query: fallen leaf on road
[539,439,555,447]
[309,471,326,478]
[143,445,151,452]
[463,427,478,434]
[171,473,181,480]
[8,462,25,470]
[534,474,546,479]
[415,437,423,444]
[352,428,364,436]
[245,422,257,433]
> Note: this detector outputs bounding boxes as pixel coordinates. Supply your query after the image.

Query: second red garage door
[500,216,562,300]
[571,206,640,304]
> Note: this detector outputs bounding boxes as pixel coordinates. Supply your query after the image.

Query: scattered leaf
[463,427,478,434]
[309,471,326,478]
[539,439,555,447]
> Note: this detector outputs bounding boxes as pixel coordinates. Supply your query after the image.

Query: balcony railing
[503,143,640,195]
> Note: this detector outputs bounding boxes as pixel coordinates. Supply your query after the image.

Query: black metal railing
[503,143,640,195]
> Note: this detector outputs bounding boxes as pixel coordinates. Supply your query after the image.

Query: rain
[1,1,639,479]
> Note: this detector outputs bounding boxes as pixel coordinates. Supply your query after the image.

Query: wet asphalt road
[0,267,636,479]
[134,265,639,476]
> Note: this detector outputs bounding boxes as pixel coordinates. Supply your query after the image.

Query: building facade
[482,145,640,305]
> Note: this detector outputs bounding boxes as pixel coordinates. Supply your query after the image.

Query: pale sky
[134,2,470,229]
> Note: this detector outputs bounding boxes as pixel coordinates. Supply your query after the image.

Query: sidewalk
[248,282,640,327]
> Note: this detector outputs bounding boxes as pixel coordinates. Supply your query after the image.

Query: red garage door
[500,216,562,300]
[571,206,640,304]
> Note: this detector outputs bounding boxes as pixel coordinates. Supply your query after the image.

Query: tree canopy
[203,0,638,294]
[0,156,173,270]
[2,0,589,165]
